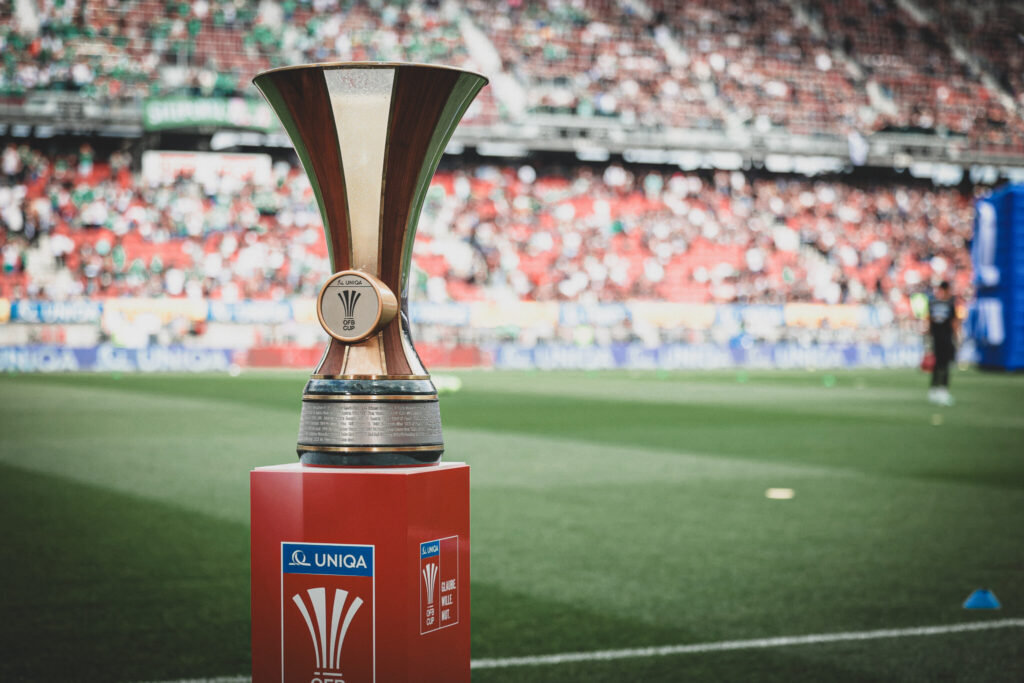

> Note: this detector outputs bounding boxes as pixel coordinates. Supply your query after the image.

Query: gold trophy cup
[254,63,487,465]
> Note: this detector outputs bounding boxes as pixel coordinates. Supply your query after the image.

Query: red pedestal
[251,462,470,683]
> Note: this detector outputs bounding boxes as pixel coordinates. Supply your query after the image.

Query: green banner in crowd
[143,97,277,132]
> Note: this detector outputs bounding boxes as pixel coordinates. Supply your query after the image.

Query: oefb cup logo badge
[338,290,360,331]
[419,537,459,634]
[282,542,375,682]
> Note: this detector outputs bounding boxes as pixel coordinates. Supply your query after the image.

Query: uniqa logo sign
[289,548,368,570]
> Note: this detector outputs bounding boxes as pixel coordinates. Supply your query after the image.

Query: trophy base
[296,377,444,467]
[298,448,443,467]
[251,461,471,681]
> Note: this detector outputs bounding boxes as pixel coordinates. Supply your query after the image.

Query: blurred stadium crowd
[0,0,1018,364]
[1,0,1022,149]
[0,143,973,317]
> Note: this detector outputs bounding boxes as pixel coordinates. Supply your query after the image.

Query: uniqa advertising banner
[0,346,237,373]
[492,343,925,370]
[4,299,899,330]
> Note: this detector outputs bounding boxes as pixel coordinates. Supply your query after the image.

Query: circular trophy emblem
[317,270,398,343]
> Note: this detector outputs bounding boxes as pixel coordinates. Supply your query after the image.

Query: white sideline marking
[142,618,1024,681]
[470,618,1024,669]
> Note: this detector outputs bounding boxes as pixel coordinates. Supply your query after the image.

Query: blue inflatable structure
[971,185,1024,370]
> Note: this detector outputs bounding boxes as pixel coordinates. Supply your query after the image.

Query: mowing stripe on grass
[142,618,1024,681]
[470,619,1024,669]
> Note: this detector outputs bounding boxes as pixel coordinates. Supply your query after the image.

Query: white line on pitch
[139,618,1024,681]
[470,618,1024,669]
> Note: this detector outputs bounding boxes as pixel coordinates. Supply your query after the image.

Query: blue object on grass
[963,589,1001,609]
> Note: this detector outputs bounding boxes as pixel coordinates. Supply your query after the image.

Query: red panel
[243,345,325,369]
[240,343,490,370]
[251,463,470,683]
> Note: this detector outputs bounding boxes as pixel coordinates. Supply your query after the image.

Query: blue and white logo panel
[282,542,373,577]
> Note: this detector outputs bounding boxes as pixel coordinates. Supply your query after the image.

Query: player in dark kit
[927,281,958,406]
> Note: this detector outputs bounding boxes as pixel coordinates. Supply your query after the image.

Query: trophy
[254,63,487,466]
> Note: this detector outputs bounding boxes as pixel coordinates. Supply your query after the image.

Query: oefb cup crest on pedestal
[253,63,487,466]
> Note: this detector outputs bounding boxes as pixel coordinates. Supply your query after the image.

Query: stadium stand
[461,0,720,129]
[924,0,1024,110]
[647,0,871,136]
[811,0,1022,152]
[0,0,1018,359]
[0,145,974,312]
[0,0,499,122]
[1,0,1020,146]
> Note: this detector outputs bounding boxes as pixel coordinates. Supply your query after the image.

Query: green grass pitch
[1,368,1022,681]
